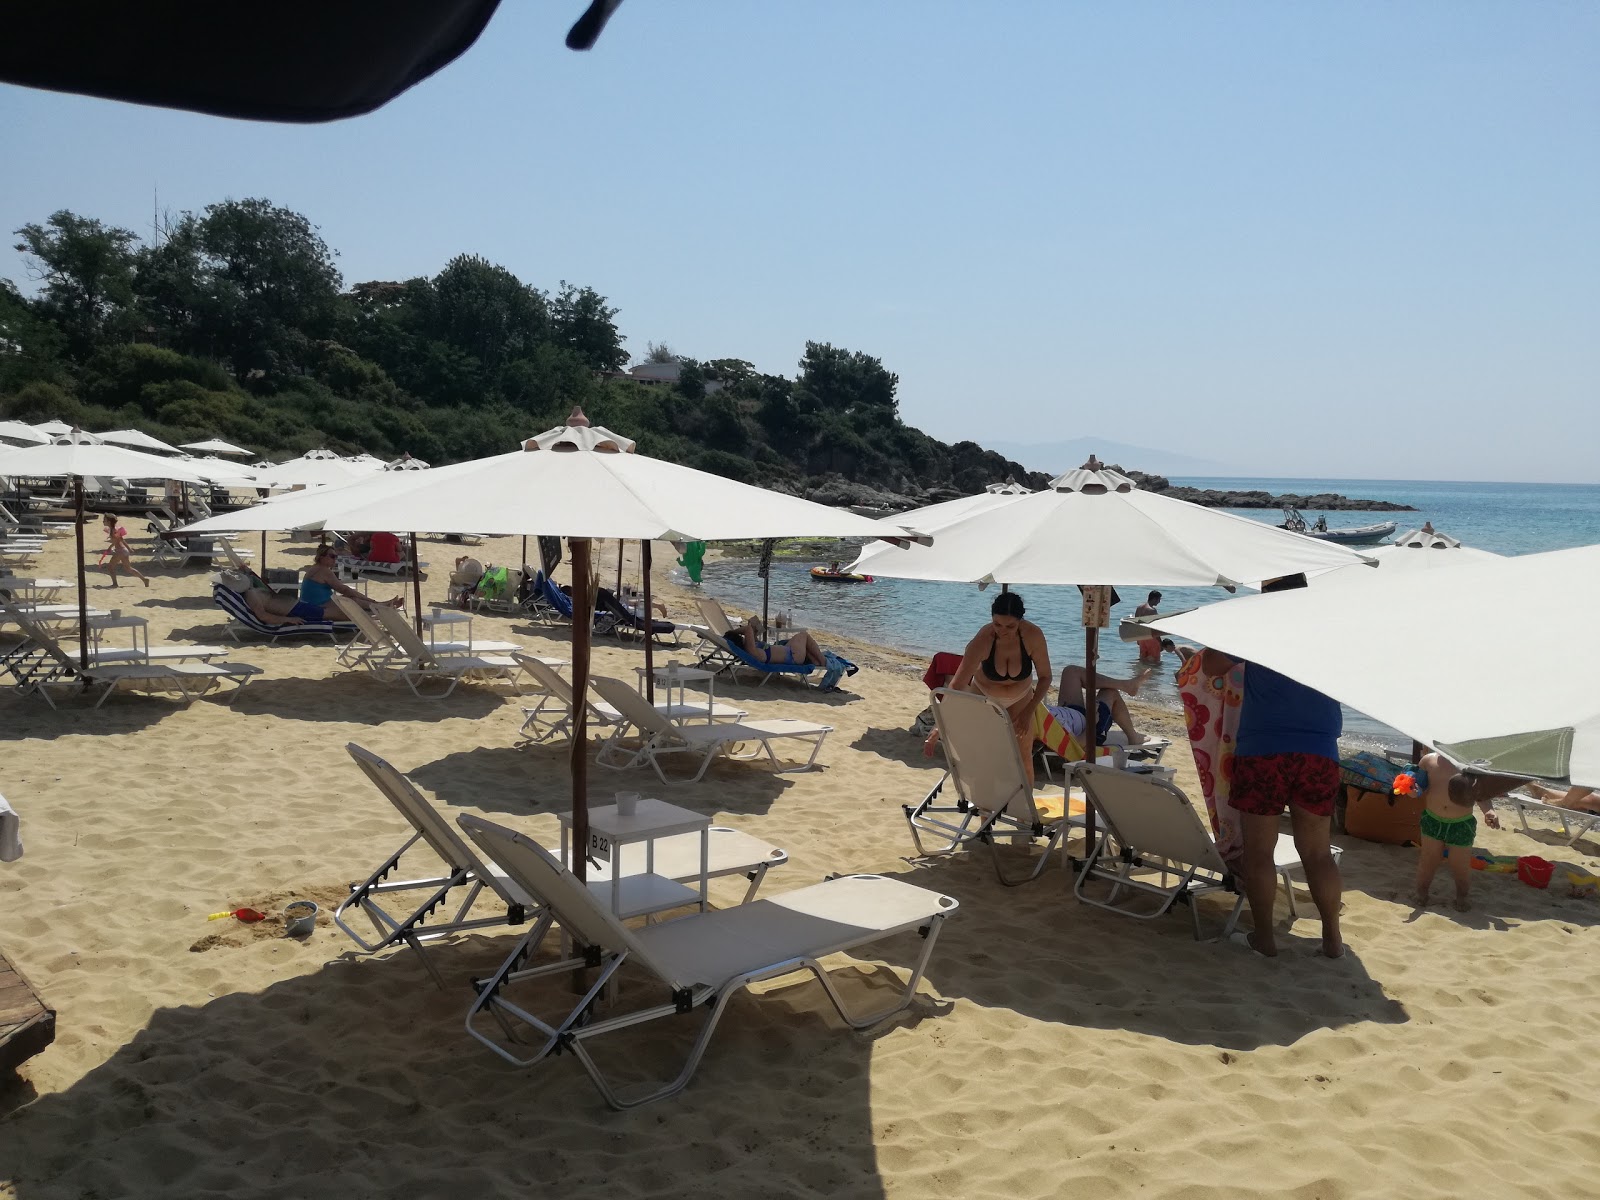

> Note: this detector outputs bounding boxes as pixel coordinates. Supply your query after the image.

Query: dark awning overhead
[0,1,508,123]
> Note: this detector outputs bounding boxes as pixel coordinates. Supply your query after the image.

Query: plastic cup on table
[615,791,640,818]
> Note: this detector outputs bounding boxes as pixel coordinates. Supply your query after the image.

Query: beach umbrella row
[0,441,210,670]
[182,407,929,878]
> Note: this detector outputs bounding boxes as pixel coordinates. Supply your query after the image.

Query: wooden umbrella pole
[570,537,592,883]
[616,538,624,598]
[73,477,88,673]
[1082,623,1099,856]
[521,534,527,574]
[260,529,267,574]
[642,540,655,704]
[409,535,423,635]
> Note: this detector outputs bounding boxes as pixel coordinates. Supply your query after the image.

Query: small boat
[1279,506,1397,546]
[810,566,874,583]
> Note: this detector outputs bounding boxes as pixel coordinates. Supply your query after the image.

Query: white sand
[3,527,1599,1199]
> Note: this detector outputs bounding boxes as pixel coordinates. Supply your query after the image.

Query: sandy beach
[4,527,1600,1200]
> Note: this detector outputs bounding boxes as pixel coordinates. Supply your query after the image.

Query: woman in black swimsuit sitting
[925,591,1052,784]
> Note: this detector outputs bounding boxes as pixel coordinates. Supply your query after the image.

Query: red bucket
[1517,856,1554,889]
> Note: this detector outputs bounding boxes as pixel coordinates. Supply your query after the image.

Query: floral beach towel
[1175,652,1246,865]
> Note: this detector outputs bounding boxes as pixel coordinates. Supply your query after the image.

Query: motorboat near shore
[1279,505,1397,545]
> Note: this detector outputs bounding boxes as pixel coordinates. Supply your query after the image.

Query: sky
[2,2,1596,483]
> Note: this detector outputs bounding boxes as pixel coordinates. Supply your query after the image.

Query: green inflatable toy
[677,540,706,585]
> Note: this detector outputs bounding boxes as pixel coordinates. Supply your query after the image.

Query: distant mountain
[981,437,1235,479]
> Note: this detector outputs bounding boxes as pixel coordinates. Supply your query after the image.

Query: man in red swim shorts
[1201,579,1346,959]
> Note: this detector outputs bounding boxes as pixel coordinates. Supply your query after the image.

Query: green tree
[793,341,899,431]
[192,198,342,378]
[0,280,68,391]
[550,281,626,372]
[12,210,139,356]
[426,254,549,376]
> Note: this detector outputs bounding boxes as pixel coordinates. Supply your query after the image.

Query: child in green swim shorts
[1412,752,1512,911]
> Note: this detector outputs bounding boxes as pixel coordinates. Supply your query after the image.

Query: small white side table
[633,664,719,724]
[558,797,711,919]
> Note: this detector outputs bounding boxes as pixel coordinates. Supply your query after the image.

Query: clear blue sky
[3,2,1596,482]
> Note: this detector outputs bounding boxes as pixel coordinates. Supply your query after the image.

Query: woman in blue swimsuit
[292,545,403,621]
[929,592,1052,784]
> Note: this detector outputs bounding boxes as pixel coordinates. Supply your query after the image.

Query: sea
[691,478,1600,753]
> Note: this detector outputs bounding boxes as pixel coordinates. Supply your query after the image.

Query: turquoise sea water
[694,479,1600,751]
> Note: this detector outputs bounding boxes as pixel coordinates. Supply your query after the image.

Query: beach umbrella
[1149,544,1600,787]
[184,408,927,878]
[96,429,182,455]
[1303,522,1502,587]
[256,452,383,490]
[180,438,251,457]
[384,452,430,470]
[0,421,48,446]
[0,441,207,670]
[850,458,1373,843]
[50,429,104,445]
[32,420,73,437]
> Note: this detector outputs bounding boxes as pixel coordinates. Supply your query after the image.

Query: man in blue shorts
[1200,576,1346,959]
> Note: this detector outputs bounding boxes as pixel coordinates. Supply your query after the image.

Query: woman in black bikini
[925,591,1052,784]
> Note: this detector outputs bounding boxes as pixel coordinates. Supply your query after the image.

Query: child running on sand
[1410,752,1513,910]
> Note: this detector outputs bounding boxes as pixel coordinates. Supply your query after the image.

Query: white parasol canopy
[385,452,430,471]
[96,429,182,455]
[853,462,1371,587]
[1279,522,1502,589]
[179,467,439,532]
[32,419,74,437]
[0,441,208,484]
[0,420,48,446]
[293,420,929,543]
[180,438,251,457]
[254,452,385,490]
[179,456,260,487]
[1150,544,1600,786]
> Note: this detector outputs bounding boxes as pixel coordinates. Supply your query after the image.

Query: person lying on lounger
[739,617,827,668]
[1522,782,1600,813]
[243,586,307,627]
[1055,663,1153,745]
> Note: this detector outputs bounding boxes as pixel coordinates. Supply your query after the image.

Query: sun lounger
[456,814,958,1108]
[1072,764,1342,939]
[513,653,743,748]
[352,601,530,698]
[905,687,1088,885]
[0,576,71,605]
[1,603,261,708]
[590,675,830,782]
[596,586,683,645]
[336,745,791,987]
[212,582,352,642]
[532,571,616,635]
[1507,791,1600,848]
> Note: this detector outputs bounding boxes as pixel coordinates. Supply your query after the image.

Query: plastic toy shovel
[207,907,268,923]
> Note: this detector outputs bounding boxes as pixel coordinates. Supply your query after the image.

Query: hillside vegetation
[1,199,1044,502]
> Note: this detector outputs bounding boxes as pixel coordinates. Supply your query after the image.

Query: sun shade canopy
[853,463,1370,588]
[1150,544,1600,786]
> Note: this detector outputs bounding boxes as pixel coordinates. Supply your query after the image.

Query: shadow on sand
[408,743,797,819]
[1,939,908,1199]
[861,850,1408,1051]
